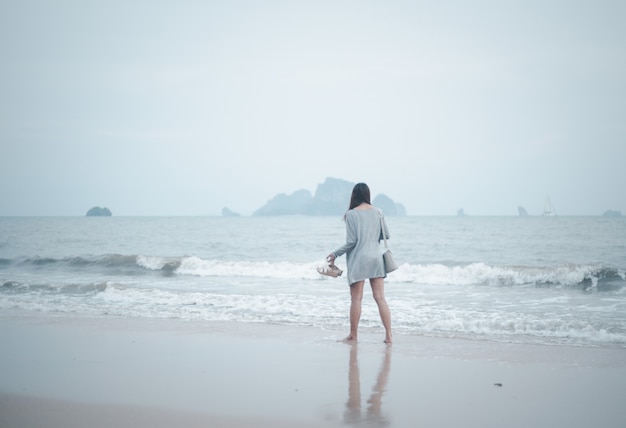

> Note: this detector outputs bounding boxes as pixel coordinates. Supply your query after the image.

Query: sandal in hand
[317,263,343,278]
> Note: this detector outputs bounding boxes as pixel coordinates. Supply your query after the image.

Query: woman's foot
[339,335,357,343]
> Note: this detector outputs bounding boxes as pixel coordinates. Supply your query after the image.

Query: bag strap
[379,212,389,249]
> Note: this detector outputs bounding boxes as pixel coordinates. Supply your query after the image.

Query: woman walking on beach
[327,183,393,344]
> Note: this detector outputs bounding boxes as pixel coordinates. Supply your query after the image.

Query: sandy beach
[1,311,625,428]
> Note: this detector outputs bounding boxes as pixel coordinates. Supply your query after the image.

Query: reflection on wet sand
[344,344,392,427]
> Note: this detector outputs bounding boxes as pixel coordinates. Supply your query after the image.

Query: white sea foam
[134,256,613,289]
[2,279,625,347]
[387,262,606,287]
[175,256,323,280]
[136,255,168,270]
[6,253,612,289]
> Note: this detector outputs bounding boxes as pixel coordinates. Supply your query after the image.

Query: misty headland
[249,177,405,217]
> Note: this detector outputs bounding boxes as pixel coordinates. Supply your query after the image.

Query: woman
[327,183,393,344]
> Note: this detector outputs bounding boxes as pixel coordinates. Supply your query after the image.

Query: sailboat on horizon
[543,197,556,216]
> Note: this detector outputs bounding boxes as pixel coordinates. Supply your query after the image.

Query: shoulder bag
[380,214,398,273]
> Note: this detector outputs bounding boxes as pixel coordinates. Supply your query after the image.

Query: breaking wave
[2,254,623,290]
[392,262,625,290]
[1,278,625,348]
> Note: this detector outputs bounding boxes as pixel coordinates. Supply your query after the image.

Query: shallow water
[1,216,624,347]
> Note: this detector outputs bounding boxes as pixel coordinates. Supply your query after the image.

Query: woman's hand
[326,253,336,264]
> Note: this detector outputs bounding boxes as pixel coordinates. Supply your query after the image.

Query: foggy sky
[1,0,624,216]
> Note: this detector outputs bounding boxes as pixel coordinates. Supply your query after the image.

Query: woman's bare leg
[370,277,392,343]
[344,281,364,342]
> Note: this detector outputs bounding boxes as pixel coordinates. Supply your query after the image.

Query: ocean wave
[2,254,624,289]
[1,280,625,347]
[1,254,325,280]
[10,254,140,269]
[7,254,173,276]
[393,262,625,290]
[1,279,109,295]
[173,256,321,280]
[127,255,626,289]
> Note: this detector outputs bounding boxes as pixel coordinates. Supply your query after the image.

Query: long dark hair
[345,183,371,219]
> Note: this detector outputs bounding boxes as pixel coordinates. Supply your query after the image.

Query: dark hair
[349,182,371,210]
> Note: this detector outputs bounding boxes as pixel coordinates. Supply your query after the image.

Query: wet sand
[1,312,625,427]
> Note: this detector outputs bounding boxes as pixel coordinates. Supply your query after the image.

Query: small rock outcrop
[602,210,622,217]
[86,207,112,216]
[222,207,241,217]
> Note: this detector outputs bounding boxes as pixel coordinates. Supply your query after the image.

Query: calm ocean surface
[1,216,625,348]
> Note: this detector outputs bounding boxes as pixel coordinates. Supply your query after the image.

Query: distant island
[86,206,112,216]
[222,207,241,217]
[253,177,406,216]
[602,210,622,217]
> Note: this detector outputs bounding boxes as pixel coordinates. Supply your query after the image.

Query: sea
[1,216,625,348]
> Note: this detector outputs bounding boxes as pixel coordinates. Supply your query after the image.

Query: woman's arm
[328,212,357,261]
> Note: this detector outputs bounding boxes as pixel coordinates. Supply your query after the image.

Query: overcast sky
[1,0,624,216]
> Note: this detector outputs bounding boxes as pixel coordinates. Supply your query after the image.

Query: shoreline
[1,311,625,427]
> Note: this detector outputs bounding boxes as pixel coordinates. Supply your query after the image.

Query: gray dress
[333,207,390,285]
